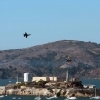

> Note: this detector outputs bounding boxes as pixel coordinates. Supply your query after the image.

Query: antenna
[17,75,18,82]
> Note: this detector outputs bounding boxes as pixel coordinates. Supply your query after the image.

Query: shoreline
[3,88,100,97]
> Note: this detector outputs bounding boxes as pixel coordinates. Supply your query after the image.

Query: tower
[24,73,29,82]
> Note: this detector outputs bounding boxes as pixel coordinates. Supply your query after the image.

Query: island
[0,77,99,97]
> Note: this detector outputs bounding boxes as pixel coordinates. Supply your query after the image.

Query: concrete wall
[53,77,57,81]
[49,77,54,81]
[0,86,5,94]
[0,86,5,90]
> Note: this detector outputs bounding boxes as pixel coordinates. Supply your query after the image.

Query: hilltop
[0,40,100,79]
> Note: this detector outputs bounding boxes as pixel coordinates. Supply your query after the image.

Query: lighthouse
[66,71,69,82]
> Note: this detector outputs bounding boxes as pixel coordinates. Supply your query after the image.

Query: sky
[0,0,100,50]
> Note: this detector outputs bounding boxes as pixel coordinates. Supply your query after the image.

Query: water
[80,78,100,88]
[0,79,100,100]
[1,78,99,87]
[0,79,23,86]
[0,96,92,100]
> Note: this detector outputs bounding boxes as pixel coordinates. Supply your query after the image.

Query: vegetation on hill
[0,40,100,79]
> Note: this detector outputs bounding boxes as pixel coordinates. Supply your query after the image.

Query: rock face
[5,87,98,97]
[0,40,100,78]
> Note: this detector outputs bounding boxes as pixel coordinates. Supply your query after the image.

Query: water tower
[24,73,29,82]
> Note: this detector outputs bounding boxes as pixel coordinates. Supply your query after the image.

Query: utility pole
[17,75,19,82]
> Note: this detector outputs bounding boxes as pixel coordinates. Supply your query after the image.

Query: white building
[32,77,49,82]
[32,76,57,82]
[89,85,95,89]
[83,84,96,89]
[24,73,29,82]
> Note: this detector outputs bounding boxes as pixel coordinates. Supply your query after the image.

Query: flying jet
[65,56,76,63]
[65,56,72,63]
[23,32,31,38]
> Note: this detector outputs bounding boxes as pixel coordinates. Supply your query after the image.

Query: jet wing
[27,34,31,36]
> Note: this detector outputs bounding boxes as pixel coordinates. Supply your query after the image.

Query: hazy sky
[0,0,100,50]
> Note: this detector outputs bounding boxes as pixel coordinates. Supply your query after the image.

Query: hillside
[0,40,100,79]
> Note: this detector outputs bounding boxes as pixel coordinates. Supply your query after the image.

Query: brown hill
[0,40,100,79]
